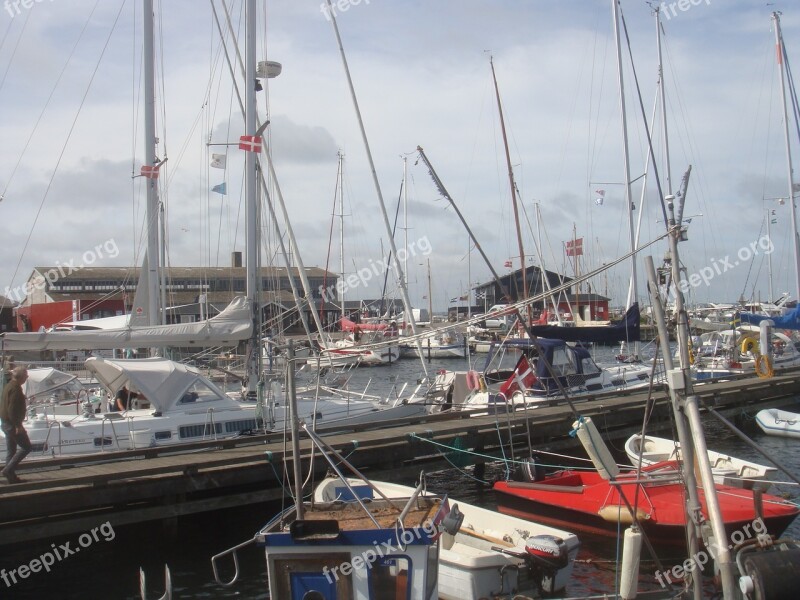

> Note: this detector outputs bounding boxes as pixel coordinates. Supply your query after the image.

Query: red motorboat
[493,461,799,546]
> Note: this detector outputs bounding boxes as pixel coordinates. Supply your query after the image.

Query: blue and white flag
[212,182,226,195]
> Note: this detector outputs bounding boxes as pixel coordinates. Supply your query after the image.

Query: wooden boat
[625,434,776,490]
[756,408,800,439]
[314,476,580,599]
[493,461,799,546]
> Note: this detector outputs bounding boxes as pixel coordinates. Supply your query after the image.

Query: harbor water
[2,346,799,599]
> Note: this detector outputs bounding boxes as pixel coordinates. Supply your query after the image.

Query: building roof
[0,295,16,309]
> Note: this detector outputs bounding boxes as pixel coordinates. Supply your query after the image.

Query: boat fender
[571,416,620,480]
[738,548,800,600]
[465,370,481,391]
[597,506,649,524]
[524,534,570,570]
[620,527,642,600]
[478,375,488,393]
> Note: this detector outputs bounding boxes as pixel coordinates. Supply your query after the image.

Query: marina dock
[1,370,798,546]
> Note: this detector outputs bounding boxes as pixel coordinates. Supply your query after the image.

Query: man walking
[1,366,31,484]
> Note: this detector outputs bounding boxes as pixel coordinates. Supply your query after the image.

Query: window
[370,556,411,600]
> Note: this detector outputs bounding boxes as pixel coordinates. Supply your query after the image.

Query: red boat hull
[493,462,799,546]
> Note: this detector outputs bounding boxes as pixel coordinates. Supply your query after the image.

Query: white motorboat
[2,356,428,460]
[755,408,800,439]
[313,476,579,599]
[624,434,776,490]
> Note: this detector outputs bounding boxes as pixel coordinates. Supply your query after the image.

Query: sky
[1,0,800,314]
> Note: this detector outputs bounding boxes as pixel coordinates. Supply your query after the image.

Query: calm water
[3,348,799,599]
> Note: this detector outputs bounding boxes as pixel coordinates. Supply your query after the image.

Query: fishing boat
[624,434,776,490]
[493,459,798,546]
[314,476,579,599]
[755,408,800,439]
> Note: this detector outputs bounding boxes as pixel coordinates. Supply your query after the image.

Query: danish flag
[239,135,262,153]
[499,355,537,397]
[140,165,160,179]
[565,238,583,257]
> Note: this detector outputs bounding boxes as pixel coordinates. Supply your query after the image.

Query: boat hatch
[154,431,172,441]
[290,519,341,541]
[332,485,374,501]
[93,437,114,447]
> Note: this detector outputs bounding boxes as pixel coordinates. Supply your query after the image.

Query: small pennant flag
[594,189,605,205]
[504,260,513,268]
[459,294,469,301]
[449,297,458,303]
[140,165,160,179]
[210,154,227,169]
[595,197,604,206]
[476,291,486,300]
[239,135,262,153]
[212,182,227,195]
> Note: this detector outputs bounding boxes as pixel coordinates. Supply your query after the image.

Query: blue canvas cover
[739,306,800,330]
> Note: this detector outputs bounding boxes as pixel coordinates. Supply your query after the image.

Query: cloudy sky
[1,0,799,313]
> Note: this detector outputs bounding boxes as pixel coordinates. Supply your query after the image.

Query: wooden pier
[1,370,799,545]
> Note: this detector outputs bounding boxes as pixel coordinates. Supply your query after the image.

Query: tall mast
[143,0,161,331]
[426,259,433,325]
[773,12,800,303]
[244,0,260,396]
[491,57,529,323]
[656,7,672,196]
[403,156,409,292]
[338,151,346,323]
[324,0,428,378]
[613,0,640,359]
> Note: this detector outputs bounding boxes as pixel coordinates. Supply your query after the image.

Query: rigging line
[8,0,127,294]
[1,0,102,198]
[618,1,668,228]
[0,11,14,57]
[781,42,800,151]
[0,1,32,93]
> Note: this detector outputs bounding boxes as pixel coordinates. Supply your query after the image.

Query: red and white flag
[239,135,262,153]
[140,165,160,179]
[499,355,537,397]
[565,238,583,257]
[504,260,513,268]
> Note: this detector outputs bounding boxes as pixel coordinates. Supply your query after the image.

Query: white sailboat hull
[624,434,776,490]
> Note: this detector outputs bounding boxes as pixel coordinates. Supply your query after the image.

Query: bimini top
[85,357,232,414]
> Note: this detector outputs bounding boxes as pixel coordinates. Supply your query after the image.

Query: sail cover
[0,296,252,351]
[739,305,800,330]
[525,303,640,344]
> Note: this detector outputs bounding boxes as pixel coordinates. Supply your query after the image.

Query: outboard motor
[522,534,570,595]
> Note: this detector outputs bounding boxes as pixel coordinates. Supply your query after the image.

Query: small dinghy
[625,434,776,490]
[756,408,800,439]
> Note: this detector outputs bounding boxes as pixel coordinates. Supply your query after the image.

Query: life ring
[466,370,481,391]
[755,355,774,379]
[741,338,759,355]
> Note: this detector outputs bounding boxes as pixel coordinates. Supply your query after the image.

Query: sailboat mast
[613,0,640,358]
[324,0,428,378]
[403,156,409,291]
[338,151,346,324]
[656,7,672,196]
[426,259,433,325]
[143,0,161,331]
[773,12,800,303]
[244,0,260,395]
[491,57,529,324]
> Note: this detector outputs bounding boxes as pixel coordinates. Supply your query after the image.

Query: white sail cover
[0,296,252,351]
